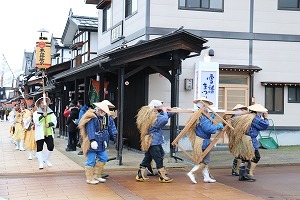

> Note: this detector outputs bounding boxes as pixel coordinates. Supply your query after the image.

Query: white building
[83,0,300,147]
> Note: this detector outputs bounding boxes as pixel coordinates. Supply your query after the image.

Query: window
[179,0,223,11]
[278,0,300,11]
[103,5,112,32]
[265,86,284,114]
[288,86,300,103]
[125,0,137,18]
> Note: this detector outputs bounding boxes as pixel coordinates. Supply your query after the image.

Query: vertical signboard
[194,62,219,110]
[36,38,51,69]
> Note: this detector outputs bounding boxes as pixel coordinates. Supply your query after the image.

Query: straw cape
[78,109,96,157]
[136,106,158,151]
[226,113,256,160]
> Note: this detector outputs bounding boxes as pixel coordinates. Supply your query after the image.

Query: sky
[0,0,98,79]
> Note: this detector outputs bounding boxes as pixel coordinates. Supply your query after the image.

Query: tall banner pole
[35,29,51,137]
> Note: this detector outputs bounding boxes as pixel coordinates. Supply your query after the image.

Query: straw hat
[193,97,213,105]
[93,102,111,115]
[247,103,268,112]
[148,99,163,109]
[101,100,115,108]
[232,104,247,111]
[35,97,51,107]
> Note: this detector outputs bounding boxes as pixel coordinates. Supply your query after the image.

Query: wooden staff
[41,70,48,137]
[168,108,195,113]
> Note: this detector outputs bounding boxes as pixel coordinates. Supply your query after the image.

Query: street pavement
[1,120,300,200]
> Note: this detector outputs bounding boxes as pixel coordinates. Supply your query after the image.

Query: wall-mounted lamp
[184,78,193,90]
[96,74,100,81]
[208,49,214,56]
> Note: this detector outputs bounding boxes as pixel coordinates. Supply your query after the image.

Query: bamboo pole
[41,70,48,137]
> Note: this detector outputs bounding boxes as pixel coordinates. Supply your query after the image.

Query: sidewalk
[1,120,299,200]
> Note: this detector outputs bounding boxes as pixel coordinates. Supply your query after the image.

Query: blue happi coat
[195,115,219,150]
[246,115,269,150]
[148,111,172,146]
[85,114,117,152]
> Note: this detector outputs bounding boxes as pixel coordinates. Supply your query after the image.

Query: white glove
[91,141,98,150]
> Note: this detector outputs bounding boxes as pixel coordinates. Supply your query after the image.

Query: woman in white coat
[33,97,57,169]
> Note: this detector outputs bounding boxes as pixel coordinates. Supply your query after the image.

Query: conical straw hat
[247,103,268,112]
[102,100,115,108]
[232,104,247,111]
[193,97,213,105]
[93,102,111,115]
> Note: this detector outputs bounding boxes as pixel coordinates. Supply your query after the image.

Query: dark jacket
[66,107,79,132]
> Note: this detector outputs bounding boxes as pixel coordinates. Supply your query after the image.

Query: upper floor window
[288,86,300,103]
[265,86,284,114]
[179,0,223,12]
[278,0,300,11]
[103,5,112,32]
[125,0,137,18]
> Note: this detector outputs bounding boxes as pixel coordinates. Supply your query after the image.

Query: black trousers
[68,131,78,149]
[140,145,165,170]
[36,135,54,152]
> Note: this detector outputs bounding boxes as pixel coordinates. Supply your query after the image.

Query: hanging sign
[36,38,51,69]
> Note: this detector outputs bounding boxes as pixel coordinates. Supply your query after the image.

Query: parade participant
[11,103,26,151]
[33,96,57,169]
[65,100,79,151]
[23,104,37,160]
[230,104,248,176]
[78,102,117,184]
[238,103,269,182]
[136,99,174,183]
[187,97,224,184]
[7,104,19,144]
[76,100,89,156]
[98,100,117,179]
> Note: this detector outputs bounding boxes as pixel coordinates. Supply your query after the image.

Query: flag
[89,79,100,105]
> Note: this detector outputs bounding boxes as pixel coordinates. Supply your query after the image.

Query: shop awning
[261,82,300,86]
[219,64,262,72]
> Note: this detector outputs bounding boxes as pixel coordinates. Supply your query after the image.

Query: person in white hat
[230,104,248,176]
[78,101,118,184]
[187,97,224,184]
[238,103,269,182]
[136,99,174,183]
[32,96,57,170]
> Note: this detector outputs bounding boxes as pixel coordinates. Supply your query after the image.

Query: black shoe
[66,147,74,151]
[101,174,109,178]
[77,151,83,155]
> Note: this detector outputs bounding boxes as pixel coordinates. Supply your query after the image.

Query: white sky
[0,0,98,75]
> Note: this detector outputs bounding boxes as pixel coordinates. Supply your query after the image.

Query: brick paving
[0,120,280,199]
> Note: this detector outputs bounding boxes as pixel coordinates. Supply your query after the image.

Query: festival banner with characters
[194,62,219,110]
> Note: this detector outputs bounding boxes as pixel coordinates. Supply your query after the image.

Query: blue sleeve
[86,119,96,141]
[252,117,269,131]
[108,116,118,136]
[200,116,218,134]
[153,112,169,129]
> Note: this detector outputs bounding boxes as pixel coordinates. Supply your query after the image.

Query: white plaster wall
[97,1,147,53]
[90,32,98,52]
[253,0,300,34]
[150,0,250,32]
[252,40,300,126]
